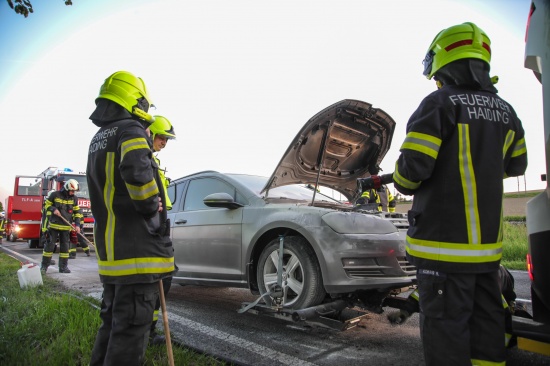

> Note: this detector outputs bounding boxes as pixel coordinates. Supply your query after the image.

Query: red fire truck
[4,167,94,248]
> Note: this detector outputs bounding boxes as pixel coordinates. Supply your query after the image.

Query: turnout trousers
[417,270,505,366]
[42,229,70,265]
[90,282,159,366]
[45,229,70,257]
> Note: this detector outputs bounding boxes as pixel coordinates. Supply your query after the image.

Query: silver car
[167,99,415,312]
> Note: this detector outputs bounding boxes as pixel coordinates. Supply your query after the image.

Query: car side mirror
[203,192,244,209]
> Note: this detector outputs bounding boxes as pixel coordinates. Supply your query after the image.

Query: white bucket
[17,263,43,289]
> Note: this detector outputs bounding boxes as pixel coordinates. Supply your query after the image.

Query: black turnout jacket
[394,61,528,273]
[86,99,174,285]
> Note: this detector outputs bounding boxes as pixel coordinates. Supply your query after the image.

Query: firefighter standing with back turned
[40,180,83,273]
[87,71,174,365]
[392,23,528,365]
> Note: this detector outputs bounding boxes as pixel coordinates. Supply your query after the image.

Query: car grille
[343,256,416,278]
[396,256,416,276]
[378,212,409,230]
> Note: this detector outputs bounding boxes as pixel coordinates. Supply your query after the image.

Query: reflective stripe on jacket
[154,155,172,210]
[44,190,82,231]
[87,117,174,285]
[394,85,527,273]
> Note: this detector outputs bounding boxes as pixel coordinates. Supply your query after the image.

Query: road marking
[515,298,532,303]
[168,312,318,366]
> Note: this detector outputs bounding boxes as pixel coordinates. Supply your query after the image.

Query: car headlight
[322,212,398,234]
[14,226,20,232]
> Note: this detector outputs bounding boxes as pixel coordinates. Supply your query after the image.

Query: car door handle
[175,219,187,224]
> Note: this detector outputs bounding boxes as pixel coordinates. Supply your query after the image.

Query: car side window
[184,178,236,212]
[167,184,176,211]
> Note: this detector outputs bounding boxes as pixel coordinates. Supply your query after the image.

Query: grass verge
[502,220,528,270]
[0,253,225,366]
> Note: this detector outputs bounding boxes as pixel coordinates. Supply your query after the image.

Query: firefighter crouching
[40,179,83,273]
[356,184,396,212]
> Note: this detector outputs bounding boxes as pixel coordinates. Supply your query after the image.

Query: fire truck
[4,167,94,248]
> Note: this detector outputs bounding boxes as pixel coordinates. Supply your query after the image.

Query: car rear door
[171,176,245,284]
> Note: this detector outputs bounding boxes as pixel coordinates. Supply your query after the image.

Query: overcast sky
[0,0,542,206]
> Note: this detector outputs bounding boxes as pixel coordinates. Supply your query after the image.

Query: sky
[0,0,543,207]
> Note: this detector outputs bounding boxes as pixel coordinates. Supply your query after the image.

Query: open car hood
[261,99,396,202]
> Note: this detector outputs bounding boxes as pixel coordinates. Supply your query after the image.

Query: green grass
[0,254,225,366]
[502,221,528,270]
[503,191,541,199]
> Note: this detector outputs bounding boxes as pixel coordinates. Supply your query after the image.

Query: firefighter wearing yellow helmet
[87,71,174,365]
[147,115,176,345]
[149,115,176,210]
[40,180,83,274]
[393,23,527,365]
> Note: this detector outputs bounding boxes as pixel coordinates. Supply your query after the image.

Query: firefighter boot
[69,248,76,259]
[40,256,51,273]
[84,248,91,257]
[59,258,71,273]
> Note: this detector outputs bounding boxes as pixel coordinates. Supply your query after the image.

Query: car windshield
[228,174,343,203]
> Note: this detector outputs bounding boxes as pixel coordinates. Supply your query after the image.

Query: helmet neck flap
[434,59,498,93]
[89,99,133,127]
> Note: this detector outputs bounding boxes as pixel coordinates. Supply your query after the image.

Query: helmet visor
[422,50,435,77]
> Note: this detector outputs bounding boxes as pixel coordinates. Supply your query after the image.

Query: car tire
[28,239,39,249]
[257,236,326,309]
[9,233,17,242]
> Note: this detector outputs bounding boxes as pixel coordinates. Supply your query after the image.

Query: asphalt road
[1,239,549,366]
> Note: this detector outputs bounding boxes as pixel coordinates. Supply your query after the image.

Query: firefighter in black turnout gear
[87,71,174,366]
[40,180,82,273]
[392,23,528,365]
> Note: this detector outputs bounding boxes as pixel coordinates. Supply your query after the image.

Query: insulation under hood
[261,99,396,202]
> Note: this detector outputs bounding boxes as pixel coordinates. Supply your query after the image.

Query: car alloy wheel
[257,236,326,309]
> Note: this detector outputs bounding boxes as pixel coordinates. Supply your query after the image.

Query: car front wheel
[9,233,17,242]
[257,236,326,309]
